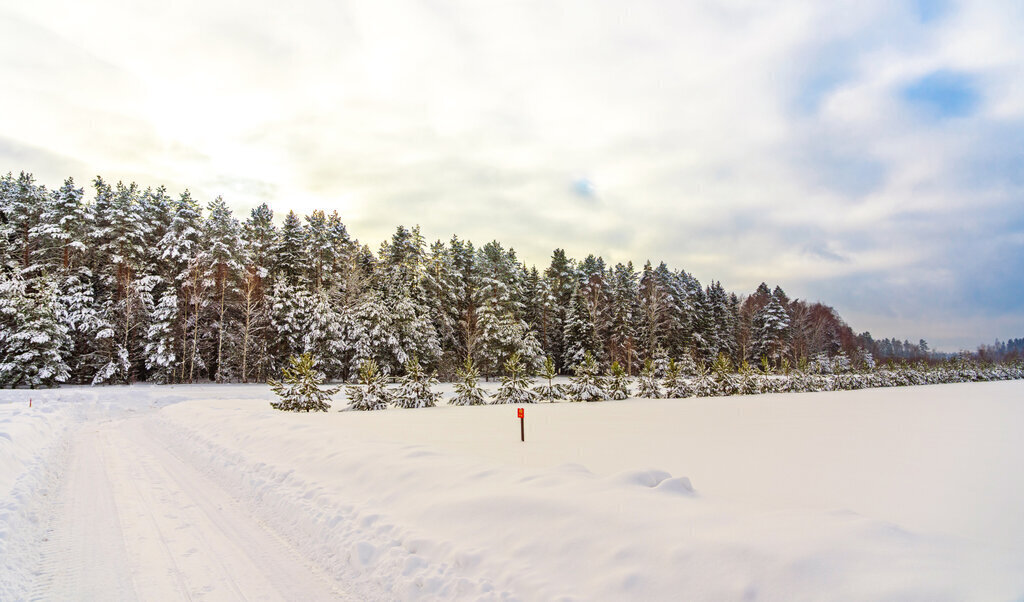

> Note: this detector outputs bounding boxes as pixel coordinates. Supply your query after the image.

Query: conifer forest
[0,171,1011,389]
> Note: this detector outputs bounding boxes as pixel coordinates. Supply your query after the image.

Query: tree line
[0,171,939,387]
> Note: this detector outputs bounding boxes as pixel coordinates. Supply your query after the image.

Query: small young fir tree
[394,356,440,409]
[345,358,392,411]
[533,356,562,401]
[268,353,339,412]
[493,351,538,404]
[568,351,609,402]
[636,358,662,399]
[451,355,488,406]
[608,361,630,400]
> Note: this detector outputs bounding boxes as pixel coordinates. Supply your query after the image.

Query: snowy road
[30,416,351,601]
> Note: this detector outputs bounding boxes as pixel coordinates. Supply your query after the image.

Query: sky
[1,0,1023,351]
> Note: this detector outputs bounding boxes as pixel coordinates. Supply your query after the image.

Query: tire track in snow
[30,428,137,601]
[30,417,353,601]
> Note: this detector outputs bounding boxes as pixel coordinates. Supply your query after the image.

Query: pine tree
[543,248,576,372]
[563,286,600,370]
[608,361,630,400]
[533,356,562,401]
[345,358,391,411]
[662,358,692,398]
[394,356,440,409]
[268,353,339,412]
[0,272,71,388]
[568,351,609,402]
[711,353,738,396]
[451,356,488,406]
[144,288,179,384]
[205,196,245,382]
[636,358,662,398]
[493,351,538,404]
[751,293,791,369]
[302,291,351,381]
[276,210,306,284]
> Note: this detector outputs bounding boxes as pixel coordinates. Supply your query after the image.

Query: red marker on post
[517,407,524,442]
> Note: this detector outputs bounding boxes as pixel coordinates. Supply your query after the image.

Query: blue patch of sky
[902,70,980,119]
[913,0,949,23]
[571,176,596,199]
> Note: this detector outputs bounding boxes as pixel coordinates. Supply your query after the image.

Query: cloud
[2,0,1023,350]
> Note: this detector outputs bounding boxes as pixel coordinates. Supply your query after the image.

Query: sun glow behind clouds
[1,0,1023,350]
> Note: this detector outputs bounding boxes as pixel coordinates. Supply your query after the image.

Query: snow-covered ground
[2,381,1023,600]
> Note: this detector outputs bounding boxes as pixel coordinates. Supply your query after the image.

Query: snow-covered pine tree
[269,279,312,368]
[451,355,488,406]
[0,272,71,388]
[636,358,662,398]
[205,196,245,382]
[662,358,693,398]
[302,291,350,381]
[751,293,791,370]
[609,261,640,375]
[737,360,759,395]
[651,345,669,377]
[661,358,681,397]
[542,248,577,373]
[533,356,562,401]
[711,353,738,396]
[345,358,391,411]
[568,351,609,402]
[144,288,179,383]
[608,361,630,400]
[563,286,601,370]
[692,362,716,397]
[493,351,538,404]
[276,210,306,284]
[268,353,339,412]
[394,356,440,409]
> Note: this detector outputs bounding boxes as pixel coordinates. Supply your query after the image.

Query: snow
[2,381,1024,600]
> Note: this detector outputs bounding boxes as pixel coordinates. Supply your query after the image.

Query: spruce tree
[268,353,339,412]
[493,351,538,404]
[451,356,488,406]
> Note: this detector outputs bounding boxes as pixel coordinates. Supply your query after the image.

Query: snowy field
[2,381,1024,600]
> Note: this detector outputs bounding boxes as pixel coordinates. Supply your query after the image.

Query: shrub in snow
[394,356,440,409]
[568,352,610,402]
[533,356,563,401]
[451,356,488,406]
[268,353,339,412]
[345,358,391,411]
[493,352,538,404]
[608,361,631,400]
[636,359,662,399]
